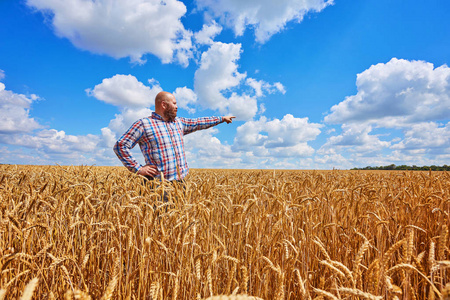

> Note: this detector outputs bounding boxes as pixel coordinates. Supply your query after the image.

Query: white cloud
[274,82,286,94]
[0,81,41,133]
[227,93,258,120]
[0,72,154,167]
[194,42,284,120]
[316,120,450,169]
[0,70,5,81]
[173,87,197,114]
[0,126,121,166]
[246,78,265,97]
[1,129,98,154]
[391,122,450,152]
[321,58,450,167]
[196,0,333,43]
[246,78,286,97]
[319,123,390,155]
[108,107,153,135]
[326,128,336,135]
[234,118,268,148]
[346,150,445,169]
[99,127,117,148]
[26,0,193,65]
[234,114,322,157]
[314,153,351,169]
[325,58,450,127]
[0,72,122,166]
[194,21,223,45]
[39,129,99,153]
[269,144,316,158]
[184,128,241,168]
[259,103,266,115]
[86,74,162,108]
[264,115,322,147]
[194,42,246,112]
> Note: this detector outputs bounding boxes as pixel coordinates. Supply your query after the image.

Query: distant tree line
[351,164,450,171]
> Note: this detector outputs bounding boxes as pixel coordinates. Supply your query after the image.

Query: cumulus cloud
[196,0,333,43]
[227,93,258,120]
[321,58,450,165]
[345,149,448,169]
[194,42,284,120]
[34,129,99,153]
[273,82,286,94]
[184,128,241,168]
[319,123,391,155]
[99,127,117,148]
[26,0,193,65]
[314,153,351,169]
[391,122,450,152]
[107,107,153,135]
[86,74,166,138]
[194,21,223,45]
[0,125,116,155]
[194,42,246,112]
[233,114,322,157]
[325,58,450,127]
[0,81,41,133]
[246,78,286,97]
[86,74,162,108]
[0,126,119,166]
[0,71,121,166]
[173,87,197,114]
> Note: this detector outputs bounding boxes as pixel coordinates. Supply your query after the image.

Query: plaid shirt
[114,112,223,181]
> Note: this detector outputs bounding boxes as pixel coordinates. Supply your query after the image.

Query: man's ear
[160,101,167,110]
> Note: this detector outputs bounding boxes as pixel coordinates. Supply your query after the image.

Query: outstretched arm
[180,116,236,135]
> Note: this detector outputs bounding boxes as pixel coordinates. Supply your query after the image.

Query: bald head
[155,91,178,122]
[155,91,174,107]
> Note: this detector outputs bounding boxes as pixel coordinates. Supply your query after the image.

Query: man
[114,91,235,181]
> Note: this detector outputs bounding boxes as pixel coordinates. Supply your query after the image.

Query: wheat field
[0,165,449,299]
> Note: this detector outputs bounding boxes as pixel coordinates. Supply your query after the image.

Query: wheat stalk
[337,287,382,300]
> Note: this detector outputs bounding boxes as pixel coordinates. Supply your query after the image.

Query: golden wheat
[0,165,448,299]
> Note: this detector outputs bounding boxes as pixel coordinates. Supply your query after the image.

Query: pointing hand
[223,116,236,124]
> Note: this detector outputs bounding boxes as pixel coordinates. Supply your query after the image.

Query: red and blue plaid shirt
[114,112,223,181]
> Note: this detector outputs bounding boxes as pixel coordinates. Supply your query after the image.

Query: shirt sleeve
[113,119,145,173]
[180,116,223,135]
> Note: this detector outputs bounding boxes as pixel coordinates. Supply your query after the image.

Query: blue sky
[1,0,449,169]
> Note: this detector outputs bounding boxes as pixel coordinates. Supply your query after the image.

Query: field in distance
[0,165,449,299]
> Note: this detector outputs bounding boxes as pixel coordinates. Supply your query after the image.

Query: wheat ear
[312,288,339,300]
[338,287,382,300]
[100,256,120,300]
[20,277,39,300]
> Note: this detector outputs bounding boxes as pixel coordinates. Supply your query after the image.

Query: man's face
[164,96,178,122]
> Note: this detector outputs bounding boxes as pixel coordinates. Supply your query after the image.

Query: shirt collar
[151,112,164,120]
[151,112,177,123]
